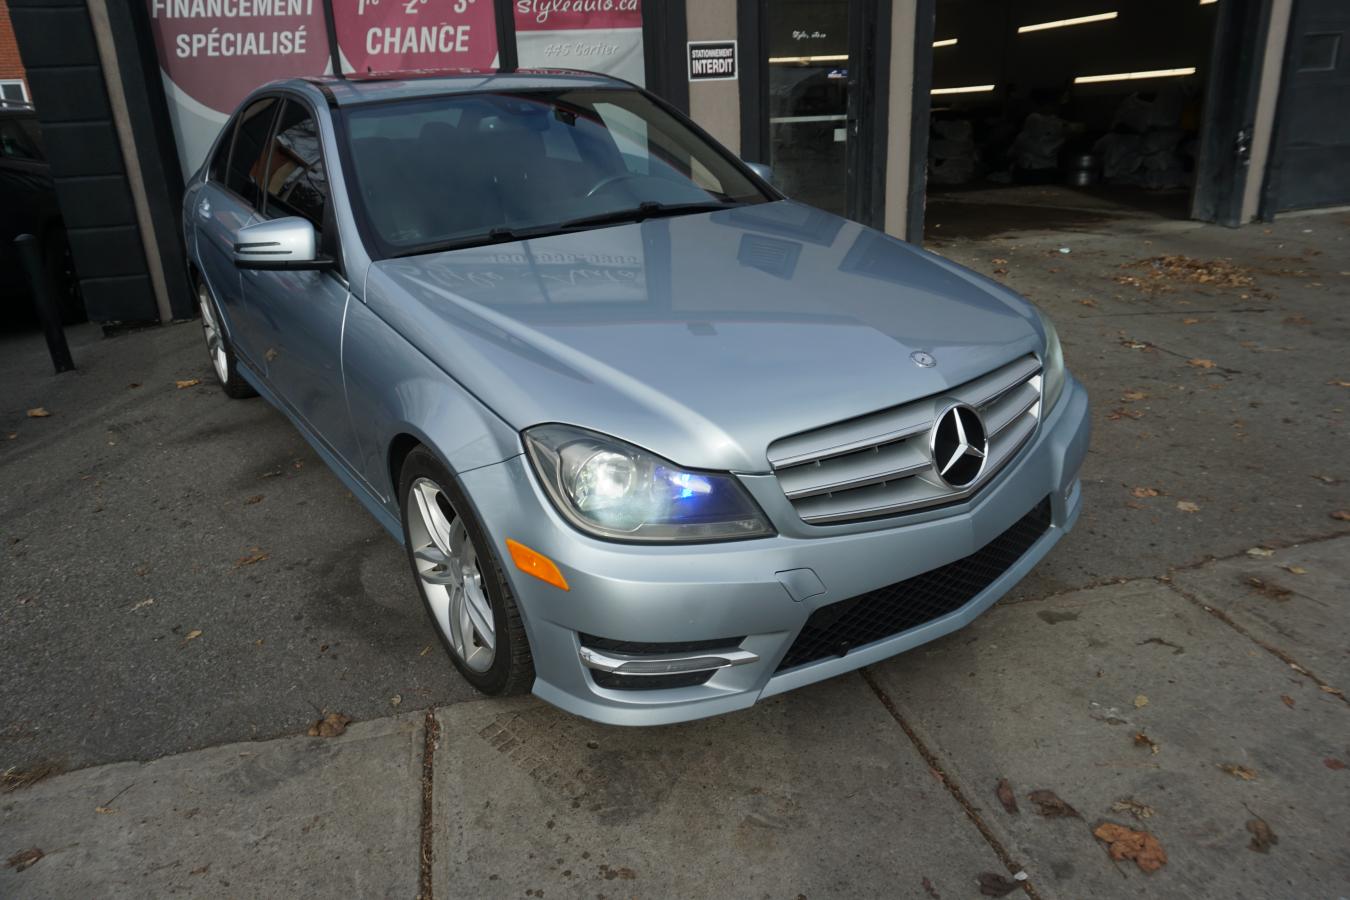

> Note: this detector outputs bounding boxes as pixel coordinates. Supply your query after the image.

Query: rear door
[244,98,361,469]
[193,96,277,367]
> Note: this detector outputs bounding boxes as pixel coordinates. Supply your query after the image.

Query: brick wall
[0,0,29,92]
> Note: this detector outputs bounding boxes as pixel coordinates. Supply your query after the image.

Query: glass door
[764,0,852,216]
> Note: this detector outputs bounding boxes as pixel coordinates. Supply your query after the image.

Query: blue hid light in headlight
[663,469,713,500]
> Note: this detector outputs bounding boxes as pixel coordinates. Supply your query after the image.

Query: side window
[263,100,328,232]
[224,97,276,208]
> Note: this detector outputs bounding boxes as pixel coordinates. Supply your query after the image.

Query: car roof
[297,69,633,107]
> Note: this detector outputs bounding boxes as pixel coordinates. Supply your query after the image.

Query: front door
[761,0,884,224]
[243,98,361,471]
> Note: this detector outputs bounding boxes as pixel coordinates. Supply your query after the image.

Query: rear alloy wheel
[196,277,255,399]
[399,446,533,695]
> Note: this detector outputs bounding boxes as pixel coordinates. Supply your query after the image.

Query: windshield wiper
[389,202,738,260]
[558,200,738,231]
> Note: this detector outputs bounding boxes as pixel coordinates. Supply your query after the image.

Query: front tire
[398,446,534,695]
[196,275,255,399]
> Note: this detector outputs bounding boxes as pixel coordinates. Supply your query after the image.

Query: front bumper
[461,376,1091,725]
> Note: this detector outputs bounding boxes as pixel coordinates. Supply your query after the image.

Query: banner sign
[149,0,331,174]
[688,40,736,81]
[513,1,644,86]
[334,0,498,76]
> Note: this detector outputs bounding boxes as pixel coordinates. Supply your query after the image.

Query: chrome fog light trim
[578,646,759,675]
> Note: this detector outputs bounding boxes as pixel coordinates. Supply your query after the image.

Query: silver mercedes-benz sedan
[183,70,1090,725]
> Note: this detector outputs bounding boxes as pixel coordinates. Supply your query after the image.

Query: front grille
[768,355,1043,525]
[775,496,1052,672]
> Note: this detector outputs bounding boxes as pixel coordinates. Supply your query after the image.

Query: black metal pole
[15,234,75,374]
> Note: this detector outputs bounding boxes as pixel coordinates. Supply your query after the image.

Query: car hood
[365,200,1044,473]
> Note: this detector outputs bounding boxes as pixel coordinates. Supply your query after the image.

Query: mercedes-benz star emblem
[930,403,988,489]
[910,350,936,368]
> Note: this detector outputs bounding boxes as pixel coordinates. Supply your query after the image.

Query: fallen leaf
[1283,315,1312,326]
[1218,763,1258,781]
[991,257,1008,265]
[183,629,203,643]
[1093,822,1167,873]
[1079,297,1098,307]
[1134,732,1160,754]
[235,551,270,567]
[130,598,154,611]
[1311,474,1341,485]
[1281,564,1307,575]
[26,408,50,418]
[977,872,1020,897]
[5,848,43,872]
[94,806,115,814]
[1027,789,1079,818]
[1131,487,1160,498]
[1245,547,1274,558]
[1187,358,1217,369]
[6,433,15,440]
[1107,407,1144,421]
[175,379,201,389]
[1176,500,1200,513]
[419,645,431,657]
[1111,798,1155,819]
[1182,317,1200,324]
[190,863,210,876]
[308,712,352,738]
[1319,685,1344,696]
[128,382,142,389]
[1325,757,1347,771]
[390,694,402,708]
[1246,817,1278,853]
[1280,694,1295,708]
[1121,390,1149,402]
[993,268,1008,276]
[1327,379,1350,388]
[244,495,264,505]
[995,778,1019,815]
[1332,510,1350,521]
[1245,576,1292,601]
[1134,694,1150,709]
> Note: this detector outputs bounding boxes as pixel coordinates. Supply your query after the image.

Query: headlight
[523,424,775,542]
[1036,308,1066,413]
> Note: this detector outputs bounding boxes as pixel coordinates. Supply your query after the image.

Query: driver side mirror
[233,217,336,271]
[745,161,774,185]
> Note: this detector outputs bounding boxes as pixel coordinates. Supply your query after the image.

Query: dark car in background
[0,99,81,327]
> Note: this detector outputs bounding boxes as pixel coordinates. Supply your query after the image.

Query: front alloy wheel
[408,477,496,673]
[398,446,533,695]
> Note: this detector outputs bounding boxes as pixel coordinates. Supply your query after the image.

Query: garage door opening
[922,0,1220,240]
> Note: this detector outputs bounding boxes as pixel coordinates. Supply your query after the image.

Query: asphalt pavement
[2,201,1348,897]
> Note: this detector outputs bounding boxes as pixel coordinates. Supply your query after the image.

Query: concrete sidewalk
[5,538,1348,898]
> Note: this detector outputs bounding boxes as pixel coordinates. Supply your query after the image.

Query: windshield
[341,88,771,258]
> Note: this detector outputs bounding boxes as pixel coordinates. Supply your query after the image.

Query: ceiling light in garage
[1018,11,1118,33]
[1074,66,1198,84]
[931,84,996,95]
[1200,0,1217,4]
[933,38,959,48]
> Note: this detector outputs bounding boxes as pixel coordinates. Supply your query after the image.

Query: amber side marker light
[506,539,570,591]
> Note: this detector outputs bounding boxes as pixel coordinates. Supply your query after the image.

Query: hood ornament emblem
[910,350,936,368]
[930,403,988,489]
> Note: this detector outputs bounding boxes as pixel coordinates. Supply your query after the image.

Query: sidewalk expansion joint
[418,708,440,900]
[1161,579,1349,710]
[860,668,1042,900]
